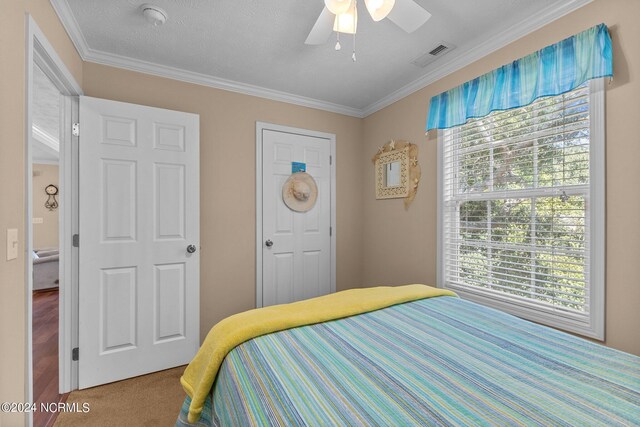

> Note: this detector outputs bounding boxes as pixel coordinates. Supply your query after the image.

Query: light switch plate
[7,228,18,260]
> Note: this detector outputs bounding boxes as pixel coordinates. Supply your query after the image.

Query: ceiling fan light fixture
[333,2,358,34]
[324,0,353,15]
[364,0,395,21]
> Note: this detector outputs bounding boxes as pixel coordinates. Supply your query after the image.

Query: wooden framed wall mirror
[373,140,421,208]
[375,147,410,199]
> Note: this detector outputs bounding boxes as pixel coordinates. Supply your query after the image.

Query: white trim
[25,19,35,427]
[255,124,264,308]
[447,285,602,338]
[50,0,592,119]
[58,95,80,391]
[362,0,594,116]
[588,77,606,341]
[32,158,60,166]
[436,130,444,289]
[85,51,364,118]
[255,122,337,308]
[31,15,83,96]
[48,0,90,59]
[26,16,83,427]
[49,0,361,118]
[31,125,60,163]
[32,125,60,152]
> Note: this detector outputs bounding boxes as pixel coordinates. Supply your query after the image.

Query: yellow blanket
[180,284,456,423]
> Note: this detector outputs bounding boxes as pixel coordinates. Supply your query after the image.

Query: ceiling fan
[305,0,432,45]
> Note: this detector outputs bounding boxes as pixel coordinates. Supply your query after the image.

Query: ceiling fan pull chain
[352,36,356,61]
[352,0,357,61]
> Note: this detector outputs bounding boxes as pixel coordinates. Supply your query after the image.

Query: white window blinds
[439,81,605,339]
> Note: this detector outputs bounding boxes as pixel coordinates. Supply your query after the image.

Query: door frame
[25,14,83,425]
[255,122,336,308]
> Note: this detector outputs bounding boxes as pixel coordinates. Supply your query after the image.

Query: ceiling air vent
[411,41,456,68]
[429,44,449,56]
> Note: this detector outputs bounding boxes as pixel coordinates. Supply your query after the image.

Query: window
[438,80,605,339]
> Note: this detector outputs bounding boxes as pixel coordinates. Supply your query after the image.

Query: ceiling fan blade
[305,7,335,45]
[386,0,431,33]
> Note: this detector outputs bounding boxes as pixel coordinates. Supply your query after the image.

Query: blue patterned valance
[426,23,612,131]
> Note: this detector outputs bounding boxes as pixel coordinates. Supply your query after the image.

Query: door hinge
[72,234,79,247]
[72,123,80,137]
[72,347,79,361]
[329,155,332,165]
[330,226,332,236]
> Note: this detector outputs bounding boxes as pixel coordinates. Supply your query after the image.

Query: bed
[176,286,640,426]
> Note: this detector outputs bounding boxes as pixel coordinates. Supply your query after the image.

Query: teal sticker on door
[292,162,306,173]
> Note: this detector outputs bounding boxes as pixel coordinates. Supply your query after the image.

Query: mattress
[177,296,640,426]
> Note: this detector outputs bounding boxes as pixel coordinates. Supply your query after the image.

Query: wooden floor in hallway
[33,289,68,427]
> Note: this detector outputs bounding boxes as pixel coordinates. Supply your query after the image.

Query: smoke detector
[140,4,167,26]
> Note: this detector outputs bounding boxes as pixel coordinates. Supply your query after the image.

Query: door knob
[265,239,273,247]
[187,244,197,253]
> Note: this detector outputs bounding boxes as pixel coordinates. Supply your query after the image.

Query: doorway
[31,61,64,426]
[26,15,83,427]
[30,57,66,427]
[255,122,337,308]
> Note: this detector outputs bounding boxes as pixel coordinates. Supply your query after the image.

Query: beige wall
[2,2,638,423]
[32,164,60,250]
[0,0,82,424]
[82,63,365,340]
[362,0,640,356]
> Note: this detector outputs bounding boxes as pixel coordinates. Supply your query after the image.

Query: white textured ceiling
[56,0,588,115]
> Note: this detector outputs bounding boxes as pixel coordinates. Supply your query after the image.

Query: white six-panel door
[78,96,199,389]
[261,128,332,306]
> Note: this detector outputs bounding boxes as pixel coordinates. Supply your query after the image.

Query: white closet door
[261,129,331,306]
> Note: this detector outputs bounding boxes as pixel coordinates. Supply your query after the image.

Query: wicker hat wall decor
[372,139,421,209]
[282,172,318,212]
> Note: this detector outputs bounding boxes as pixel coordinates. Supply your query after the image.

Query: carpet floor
[53,366,186,427]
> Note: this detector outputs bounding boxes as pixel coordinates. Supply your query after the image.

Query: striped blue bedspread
[177,296,640,426]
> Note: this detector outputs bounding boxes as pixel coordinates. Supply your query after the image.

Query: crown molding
[32,125,59,152]
[32,158,60,166]
[51,0,592,120]
[50,0,90,58]
[83,49,365,118]
[32,125,60,163]
[361,0,594,116]
[49,0,363,118]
